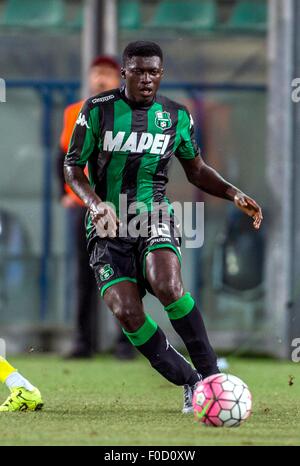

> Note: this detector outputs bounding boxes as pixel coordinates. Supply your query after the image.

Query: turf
[0,355,299,446]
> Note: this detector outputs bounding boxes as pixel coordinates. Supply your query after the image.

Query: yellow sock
[0,357,17,383]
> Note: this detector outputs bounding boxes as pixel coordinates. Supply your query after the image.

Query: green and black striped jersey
[65,87,200,234]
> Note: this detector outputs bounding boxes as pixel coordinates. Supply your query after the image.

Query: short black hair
[122,41,163,66]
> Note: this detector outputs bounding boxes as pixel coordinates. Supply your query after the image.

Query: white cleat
[182,379,201,414]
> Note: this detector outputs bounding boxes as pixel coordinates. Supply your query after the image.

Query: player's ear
[121,68,126,80]
[161,68,164,77]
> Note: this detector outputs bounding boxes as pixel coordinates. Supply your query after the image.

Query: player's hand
[89,201,119,238]
[61,194,78,208]
[234,192,263,230]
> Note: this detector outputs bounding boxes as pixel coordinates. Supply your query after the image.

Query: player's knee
[153,279,183,307]
[113,304,144,332]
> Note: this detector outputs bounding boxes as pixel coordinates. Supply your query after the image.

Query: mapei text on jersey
[103,131,171,155]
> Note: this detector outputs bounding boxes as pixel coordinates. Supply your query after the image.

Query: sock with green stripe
[165,293,219,379]
[123,314,199,386]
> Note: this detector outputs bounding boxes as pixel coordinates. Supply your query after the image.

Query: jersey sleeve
[64,100,100,167]
[175,109,200,160]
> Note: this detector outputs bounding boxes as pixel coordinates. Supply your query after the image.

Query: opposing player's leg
[103,281,199,387]
[0,357,43,412]
[145,248,219,379]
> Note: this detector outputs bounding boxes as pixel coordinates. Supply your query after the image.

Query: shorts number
[150,223,171,238]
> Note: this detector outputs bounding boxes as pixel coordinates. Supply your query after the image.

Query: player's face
[121,56,163,104]
[89,64,120,96]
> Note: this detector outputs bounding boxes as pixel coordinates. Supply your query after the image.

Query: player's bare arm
[179,156,263,230]
[64,165,118,237]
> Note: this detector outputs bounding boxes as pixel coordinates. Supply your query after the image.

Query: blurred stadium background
[0,0,298,361]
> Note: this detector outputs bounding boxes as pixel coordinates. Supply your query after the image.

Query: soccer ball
[192,373,252,427]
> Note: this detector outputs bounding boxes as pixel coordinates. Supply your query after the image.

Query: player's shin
[122,314,199,386]
[165,293,219,378]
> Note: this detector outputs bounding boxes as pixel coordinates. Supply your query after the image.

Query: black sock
[123,314,199,386]
[165,293,219,379]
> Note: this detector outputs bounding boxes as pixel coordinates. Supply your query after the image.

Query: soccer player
[64,41,263,413]
[58,56,135,359]
[0,356,43,412]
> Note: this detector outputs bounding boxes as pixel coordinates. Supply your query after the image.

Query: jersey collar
[120,86,156,110]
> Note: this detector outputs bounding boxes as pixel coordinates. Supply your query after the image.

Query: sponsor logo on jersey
[103,131,171,154]
[99,264,114,281]
[92,94,115,104]
[155,111,172,130]
[76,112,90,129]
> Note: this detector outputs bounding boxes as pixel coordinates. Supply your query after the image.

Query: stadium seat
[67,6,83,30]
[224,1,267,32]
[0,0,64,27]
[147,0,217,31]
[62,0,141,31]
[119,0,141,30]
[211,209,265,330]
[213,211,264,293]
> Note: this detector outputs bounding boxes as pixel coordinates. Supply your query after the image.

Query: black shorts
[87,214,182,298]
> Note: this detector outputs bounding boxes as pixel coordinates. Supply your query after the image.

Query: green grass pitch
[0,355,299,446]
